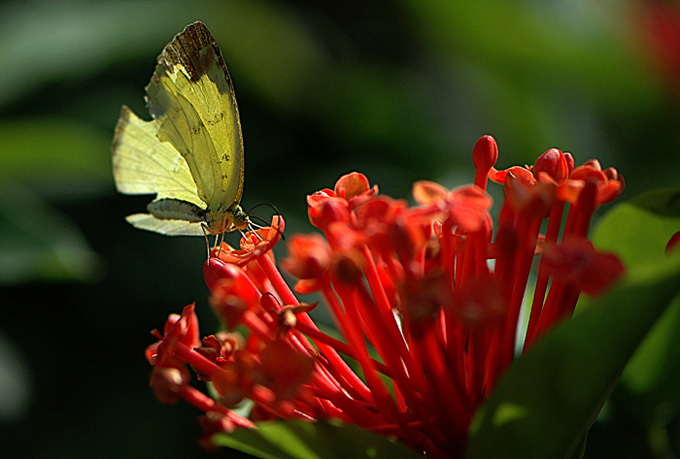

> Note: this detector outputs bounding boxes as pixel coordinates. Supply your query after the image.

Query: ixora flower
[145,135,625,457]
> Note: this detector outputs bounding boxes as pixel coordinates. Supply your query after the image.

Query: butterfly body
[112,21,246,236]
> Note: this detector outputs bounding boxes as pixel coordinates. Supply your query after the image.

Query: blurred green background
[1,0,679,457]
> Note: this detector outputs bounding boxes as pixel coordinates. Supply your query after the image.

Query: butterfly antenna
[248,202,282,218]
[247,203,286,241]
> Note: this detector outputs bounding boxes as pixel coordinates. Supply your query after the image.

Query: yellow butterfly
[112,21,248,236]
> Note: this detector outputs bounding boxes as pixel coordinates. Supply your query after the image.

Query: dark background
[1,1,679,457]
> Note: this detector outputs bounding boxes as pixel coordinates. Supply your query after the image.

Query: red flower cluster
[146,136,625,457]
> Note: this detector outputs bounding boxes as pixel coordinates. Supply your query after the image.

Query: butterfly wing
[112,106,203,205]
[125,213,206,236]
[146,21,244,214]
[112,22,245,236]
[112,106,206,235]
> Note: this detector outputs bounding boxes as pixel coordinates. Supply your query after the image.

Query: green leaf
[591,189,680,270]
[628,188,680,217]
[615,295,680,427]
[466,253,680,458]
[591,189,680,428]
[212,420,422,459]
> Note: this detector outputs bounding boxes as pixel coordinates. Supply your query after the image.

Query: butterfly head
[204,204,249,234]
[230,205,250,231]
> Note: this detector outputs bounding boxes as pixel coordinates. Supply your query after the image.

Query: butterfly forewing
[147,22,244,212]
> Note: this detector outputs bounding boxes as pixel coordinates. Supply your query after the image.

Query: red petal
[258,340,315,401]
[413,180,448,205]
[280,234,332,279]
[308,196,351,231]
[294,278,324,294]
[541,239,625,295]
[335,172,370,200]
[534,148,569,183]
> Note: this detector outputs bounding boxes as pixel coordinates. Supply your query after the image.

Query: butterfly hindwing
[126,213,206,236]
[112,106,202,206]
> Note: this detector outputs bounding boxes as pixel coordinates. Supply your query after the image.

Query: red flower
[146,136,625,457]
[209,215,284,266]
[541,238,626,296]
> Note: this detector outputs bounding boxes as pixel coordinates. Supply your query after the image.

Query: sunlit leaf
[591,188,680,269]
[213,420,422,459]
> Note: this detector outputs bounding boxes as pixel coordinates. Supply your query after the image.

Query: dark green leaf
[212,420,422,459]
[628,188,680,217]
[591,189,680,428]
[614,295,680,427]
[466,253,680,458]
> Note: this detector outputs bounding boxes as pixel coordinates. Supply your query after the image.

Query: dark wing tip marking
[156,21,232,87]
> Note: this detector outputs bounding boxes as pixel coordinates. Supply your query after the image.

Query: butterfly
[112,21,247,236]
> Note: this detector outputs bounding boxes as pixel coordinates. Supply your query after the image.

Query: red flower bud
[534,148,569,183]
